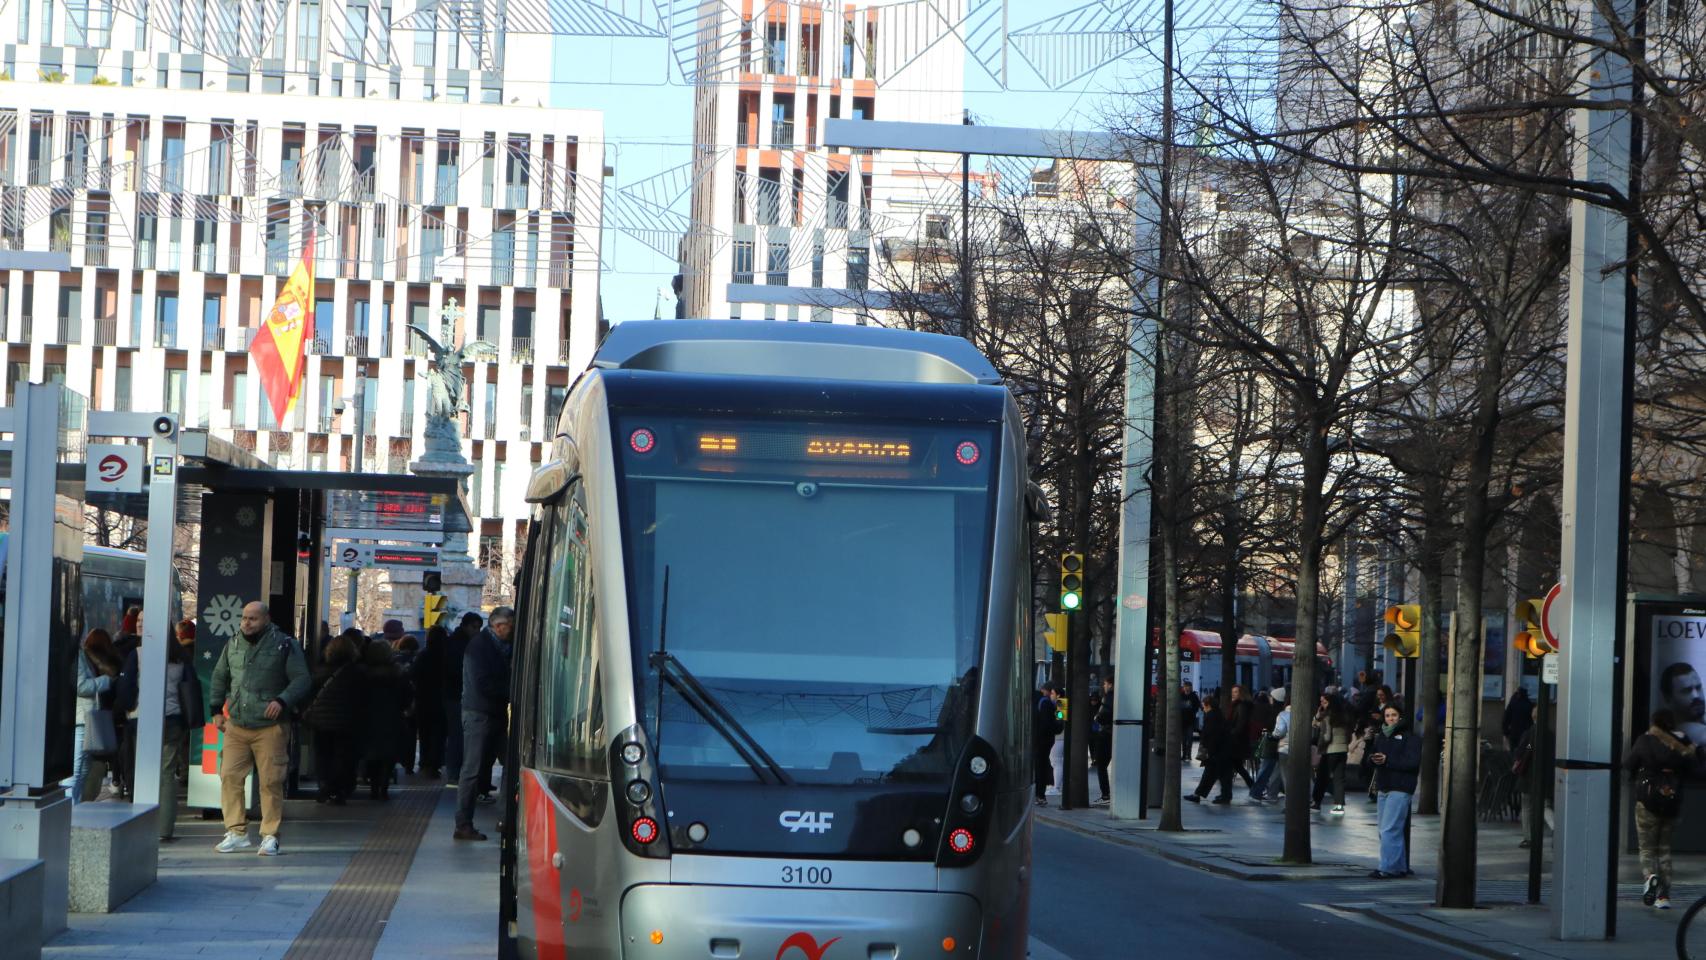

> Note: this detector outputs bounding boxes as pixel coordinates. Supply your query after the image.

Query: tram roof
[593,319,1003,387]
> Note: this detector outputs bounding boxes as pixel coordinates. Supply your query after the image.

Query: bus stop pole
[132,418,178,811]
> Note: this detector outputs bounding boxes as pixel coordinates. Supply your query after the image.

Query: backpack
[1637,767,1683,818]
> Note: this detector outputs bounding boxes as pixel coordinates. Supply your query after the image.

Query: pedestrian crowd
[70,599,517,857]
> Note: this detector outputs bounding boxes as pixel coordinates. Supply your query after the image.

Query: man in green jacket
[209,601,310,856]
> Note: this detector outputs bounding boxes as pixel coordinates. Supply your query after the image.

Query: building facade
[681,0,965,322]
[0,0,605,602]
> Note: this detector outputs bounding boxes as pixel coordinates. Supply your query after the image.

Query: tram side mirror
[1026,481,1053,524]
[525,459,577,504]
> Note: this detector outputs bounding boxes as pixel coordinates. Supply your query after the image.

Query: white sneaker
[1656,897,1672,910]
[258,835,280,857]
[215,831,252,853]
[1330,805,1345,815]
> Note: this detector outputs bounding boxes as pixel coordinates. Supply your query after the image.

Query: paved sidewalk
[44,778,496,960]
[1037,787,1699,960]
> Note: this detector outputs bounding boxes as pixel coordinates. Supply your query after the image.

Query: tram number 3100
[779,865,835,886]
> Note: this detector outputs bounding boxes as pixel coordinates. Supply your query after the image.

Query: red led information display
[327,490,446,532]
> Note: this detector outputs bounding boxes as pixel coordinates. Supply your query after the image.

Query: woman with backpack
[1625,708,1705,909]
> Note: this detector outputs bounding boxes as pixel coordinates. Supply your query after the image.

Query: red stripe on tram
[524,771,568,960]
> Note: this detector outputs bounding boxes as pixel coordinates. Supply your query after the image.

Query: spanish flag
[250,231,315,426]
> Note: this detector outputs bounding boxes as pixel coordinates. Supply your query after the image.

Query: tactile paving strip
[283,786,442,960]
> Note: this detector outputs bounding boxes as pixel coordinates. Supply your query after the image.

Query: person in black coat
[1624,708,1706,908]
[1502,687,1533,752]
[411,626,449,778]
[1091,675,1114,805]
[1368,704,1422,878]
[1186,695,1238,804]
[359,640,410,800]
[1033,682,1063,806]
[305,633,364,804]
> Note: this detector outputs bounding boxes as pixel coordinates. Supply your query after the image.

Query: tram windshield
[616,413,996,786]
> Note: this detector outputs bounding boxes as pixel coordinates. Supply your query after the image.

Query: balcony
[93,318,118,346]
[737,121,751,146]
[511,337,533,364]
[318,411,338,433]
[203,325,223,351]
[354,168,376,202]
[154,325,178,349]
[504,183,527,209]
[137,240,157,269]
[57,316,81,344]
[85,243,108,267]
[771,120,794,148]
[311,336,335,355]
[195,245,216,273]
[346,334,372,356]
[559,342,573,366]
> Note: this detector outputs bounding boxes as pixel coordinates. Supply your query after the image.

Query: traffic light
[1043,613,1069,653]
[423,592,448,630]
[296,532,312,562]
[423,570,443,593]
[1383,604,1421,658]
[1059,552,1084,611]
[1055,697,1068,723]
[1512,599,1551,657]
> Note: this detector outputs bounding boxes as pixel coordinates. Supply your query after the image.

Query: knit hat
[382,619,405,640]
[1271,687,1287,704]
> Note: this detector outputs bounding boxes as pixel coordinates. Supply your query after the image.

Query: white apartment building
[0,0,605,594]
[681,0,965,322]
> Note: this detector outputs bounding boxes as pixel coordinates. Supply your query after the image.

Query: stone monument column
[391,299,492,624]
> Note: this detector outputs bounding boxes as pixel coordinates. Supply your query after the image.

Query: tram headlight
[625,780,652,805]
[620,743,645,765]
[959,793,983,816]
[968,756,989,778]
[902,828,923,848]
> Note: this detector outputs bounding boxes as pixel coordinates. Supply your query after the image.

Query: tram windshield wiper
[649,650,794,786]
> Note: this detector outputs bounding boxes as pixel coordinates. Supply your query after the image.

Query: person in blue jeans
[453,607,514,841]
[1368,704,1422,878]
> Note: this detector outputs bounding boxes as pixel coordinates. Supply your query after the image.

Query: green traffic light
[1055,710,1065,721]
[1061,591,1082,611]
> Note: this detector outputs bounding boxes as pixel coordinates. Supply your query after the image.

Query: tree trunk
[1282,439,1326,864]
[1158,513,1184,830]
[1415,515,1447,816]
[1438,372,1503,908]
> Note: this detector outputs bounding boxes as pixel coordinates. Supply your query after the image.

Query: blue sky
[545,1,1167,320]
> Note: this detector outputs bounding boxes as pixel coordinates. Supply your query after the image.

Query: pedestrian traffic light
[1512,598,1551,657]
[1043,612,1069,653]
[1059,552,1084,611]
[1056,697,1068,722]
[423,570,443,593]
[296,533,312,562]
[1383,604,1421,658]
[423,591,448,630]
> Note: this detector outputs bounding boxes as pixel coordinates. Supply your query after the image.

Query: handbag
[85,705,120,758]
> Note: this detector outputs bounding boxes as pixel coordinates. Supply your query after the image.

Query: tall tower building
[0,1,604,603]
[681,0,965,322]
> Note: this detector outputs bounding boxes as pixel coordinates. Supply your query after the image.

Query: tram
[500,320,1036,960]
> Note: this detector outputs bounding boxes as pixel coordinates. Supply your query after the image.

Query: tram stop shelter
[0,382,467,957]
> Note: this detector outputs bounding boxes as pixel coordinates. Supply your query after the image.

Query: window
[532,491,605,777]
[732,239,755,284]
[811,241,824,287]
[544,384,567,430]
[766,240,789,285]
[765,20,787,74]
[155,293,178,346]
[111,365,131,412]
[847,246,869,291]
[800,21,820,76]
[925,214,950,241]
[296,0,322,68]
[202,294,222,348]
[164,369,186,418]
[343,0,368,59]
[756,168,780,225]
[232,372,248,426]
[842,19,854,77]
[401,377,415,432]
[484,380,497,436]
[414,19,435,66]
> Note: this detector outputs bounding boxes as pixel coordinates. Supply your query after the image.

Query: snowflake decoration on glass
[202,595,245,639]
[217,556,240,577]
[235,506,258,528]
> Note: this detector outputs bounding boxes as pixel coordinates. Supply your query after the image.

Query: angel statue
[408,309,495,427]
